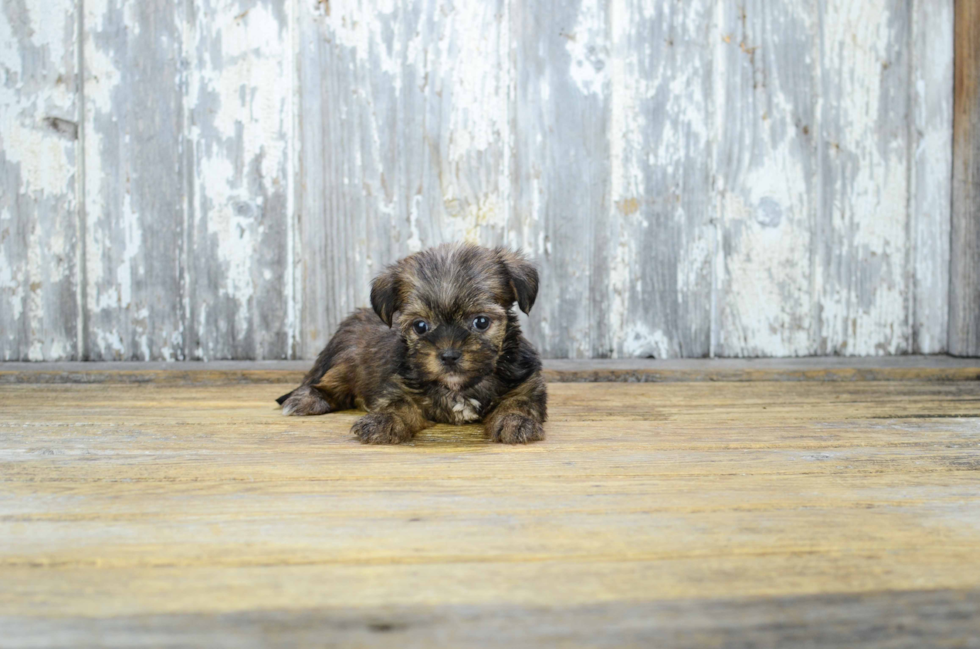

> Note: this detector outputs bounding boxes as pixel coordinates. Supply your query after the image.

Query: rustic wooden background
[1,0,963,361]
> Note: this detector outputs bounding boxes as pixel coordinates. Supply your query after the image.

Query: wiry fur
[278,244,548,444]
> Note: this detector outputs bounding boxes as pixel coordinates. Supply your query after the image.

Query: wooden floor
[2,377,980,647]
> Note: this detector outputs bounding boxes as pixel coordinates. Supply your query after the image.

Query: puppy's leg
[281,365,353,416]
[484,373,547,444]
[352,398,431,445]
[280,385,333,416]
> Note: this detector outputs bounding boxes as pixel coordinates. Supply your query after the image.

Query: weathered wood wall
[0,0,957,360]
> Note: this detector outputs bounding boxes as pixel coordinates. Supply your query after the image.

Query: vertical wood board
[512,0,607,358]
[0,0,79,360]
[713,0,817,358]
[911,0,952,354]
[82,0,185,360]
[185,0,293,360]
[599,0,713,359]
[950,0,980,356]
[815,0,911,356]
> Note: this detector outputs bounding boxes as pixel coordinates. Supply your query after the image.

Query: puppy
[277,243,547,444]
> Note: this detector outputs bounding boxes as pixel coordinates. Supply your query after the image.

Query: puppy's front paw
[352,412,413,445]
[488,414,544,445]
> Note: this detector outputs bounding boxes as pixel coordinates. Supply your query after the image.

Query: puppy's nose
[439,349,462,365]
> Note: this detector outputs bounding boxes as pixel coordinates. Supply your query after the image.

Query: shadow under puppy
[278,243,547,444]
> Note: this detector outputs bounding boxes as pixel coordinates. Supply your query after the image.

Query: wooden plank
[816,0,911,355]
[296,0,513,359]
[184,0,293,360]
[950,0,980,356]
[0,0,79,361]
[600,0,712,358]
[911,0,953,354]
[1,356,980,385]
[82,0,185,361]
[3,589,978,649]
[1,380,979,646]
[512,0,607,358]
[713,0,817,357]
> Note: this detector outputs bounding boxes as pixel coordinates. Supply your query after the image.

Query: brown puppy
[278,243,547,444]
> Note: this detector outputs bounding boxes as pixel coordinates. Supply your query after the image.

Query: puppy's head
[370,243,538,390]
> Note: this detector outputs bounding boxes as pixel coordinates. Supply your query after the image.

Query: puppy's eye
[412,320,429,335]
[472,316,491,331]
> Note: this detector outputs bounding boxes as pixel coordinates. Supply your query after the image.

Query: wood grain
[1,379,979,645]
[0,0,80,361]
[4,589,978,648]
[951,0,980,356]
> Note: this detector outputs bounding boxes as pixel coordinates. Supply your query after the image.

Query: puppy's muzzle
[439,348,463,366]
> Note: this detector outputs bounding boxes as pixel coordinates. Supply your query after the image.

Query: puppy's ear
[370,265,402,327]
[497,249,539,315]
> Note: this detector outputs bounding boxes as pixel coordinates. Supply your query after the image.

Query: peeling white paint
[606,0,644,357]
[183,0,294,360]
[0,221,24,325]
[286,0,300,359]
[604,0,713,358]
[715,56,813,358]
[2,0,958,360]
[0,119,74,197]
[910,0,952,354]
[433,2,512,246]
[407,193,423,253]
[1,0,78,360]
[678,226,713,298]
[622,323,671,358]
[443,4,506,157]
[819,0,909,355]
[0,1,75,198]
[80,0,120,114]
[116,191,140,310]
[566,0,609,96]
[319,0,402,85]
[82,0,188,360]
